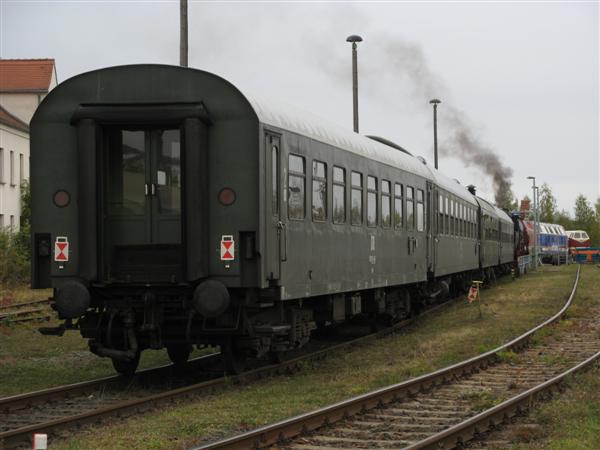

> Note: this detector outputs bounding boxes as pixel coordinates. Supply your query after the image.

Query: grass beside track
[43,264,584,450]
[505,264,600,450]
[0,287,208,396]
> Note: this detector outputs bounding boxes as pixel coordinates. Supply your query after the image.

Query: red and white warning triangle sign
[55,236,69,262]
[220,235,235,261]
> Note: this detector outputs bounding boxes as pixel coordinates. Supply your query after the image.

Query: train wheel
[222,341,246,375]
[112,352,140,376]
[167,344,192,367]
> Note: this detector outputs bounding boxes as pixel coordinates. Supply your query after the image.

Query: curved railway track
[0,298,454,449]
[196,266,598,450]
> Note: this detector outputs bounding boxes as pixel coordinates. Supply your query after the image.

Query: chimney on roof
[467,185,476,195]
[520,198,531,219]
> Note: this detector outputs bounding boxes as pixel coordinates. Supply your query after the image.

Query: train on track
[31,65,526,375]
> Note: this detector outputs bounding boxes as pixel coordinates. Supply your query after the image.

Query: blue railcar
[538,223,568,264]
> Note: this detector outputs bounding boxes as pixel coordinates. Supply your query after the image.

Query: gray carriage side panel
[476,196,501,268]
[266,126,428,301]
[428,171,479,277]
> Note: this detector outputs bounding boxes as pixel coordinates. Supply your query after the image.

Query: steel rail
[0,298,51,312]
[195,265,581,450]
[409,349,600,449]
[0,352,221,412]
[0,298,453,448]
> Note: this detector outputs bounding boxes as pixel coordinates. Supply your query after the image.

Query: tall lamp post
[346,35,363,133]
[527,176,538,269]
[429,99,441,169]
[180,0,188,67]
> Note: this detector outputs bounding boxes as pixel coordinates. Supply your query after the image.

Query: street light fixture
[527,176,539,269]
[429,99,441,169]
[346,35,363,133]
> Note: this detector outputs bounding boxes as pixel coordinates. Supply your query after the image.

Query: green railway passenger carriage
[30,65,515,374]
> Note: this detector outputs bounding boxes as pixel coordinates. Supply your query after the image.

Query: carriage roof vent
[417,156,427,165]
[454,178,461,184]
[467,185,477,195]
[365,135,413,156]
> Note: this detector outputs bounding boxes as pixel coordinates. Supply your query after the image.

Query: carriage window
[271,146,278,215]
[367,175,377,227]
[416,189,424,232]
[351,171,363,225]
[288,154,305,219]
[438,194,444,234]
[406,186,414,230]
[333,166,345,224]
[444,197,449,235]
[394,183,403,229]
[381,180,391,228]
[312,160,327,222]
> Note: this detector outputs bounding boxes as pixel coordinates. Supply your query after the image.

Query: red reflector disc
[53,190,71,208]
[218,188,236,206]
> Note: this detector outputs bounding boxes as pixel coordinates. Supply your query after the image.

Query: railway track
[0,299,53,324]
[196,266,597,450]
[0,297,454,449]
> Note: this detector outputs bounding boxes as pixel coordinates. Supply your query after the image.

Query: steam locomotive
[31,65,523,374]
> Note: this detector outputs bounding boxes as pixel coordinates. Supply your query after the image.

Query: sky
[1,1,598,214]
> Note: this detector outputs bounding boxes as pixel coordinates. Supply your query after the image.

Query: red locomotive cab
[567,230,591,249]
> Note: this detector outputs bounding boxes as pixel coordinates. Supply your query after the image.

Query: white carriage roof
[245,93,433,180]
[427,170,478,205]
[492,205,514,224]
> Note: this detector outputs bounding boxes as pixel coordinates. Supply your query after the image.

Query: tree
[574,194,599,246]
[554,209,573,230]
[574,195,595,228]
[495,188,515,212]
[538,183,557,223]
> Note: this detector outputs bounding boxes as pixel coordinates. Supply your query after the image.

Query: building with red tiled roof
[0,59,57,230]
[0,59,57,124]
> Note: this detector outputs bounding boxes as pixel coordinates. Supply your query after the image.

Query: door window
[157,130,181,214]
[288,154,305,219]
[107,130,146,215]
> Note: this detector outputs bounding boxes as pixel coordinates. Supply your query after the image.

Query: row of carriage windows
[437,193,479,239]
[273,150,512,241]
[284,152,425,231]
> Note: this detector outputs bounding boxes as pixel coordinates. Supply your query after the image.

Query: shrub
[0,228,30,287]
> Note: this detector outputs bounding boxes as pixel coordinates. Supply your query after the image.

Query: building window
[288,154,305,219]
[367,175,377,227]
[10,215,14,229]
[10,150,15,186]
[19,153,24,185]
[381,180,391,228]
[332,166,345,224]
[271,145,278,215]
[394,183,403,229]
[406,187,415,230]
[312,160,327,222]
[0,214,3,228]
[0,148,4,184]
[351,171,363,225]
[417,189,425,232]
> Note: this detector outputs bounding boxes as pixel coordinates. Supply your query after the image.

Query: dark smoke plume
[319,35,514,207]
[443,107,514,206]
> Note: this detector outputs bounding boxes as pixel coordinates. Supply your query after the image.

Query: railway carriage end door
[265,133,282,282]
[104,127,182,283]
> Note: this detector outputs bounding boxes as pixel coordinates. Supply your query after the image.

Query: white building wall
[0,93,44,125]
[0,123,29,230]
